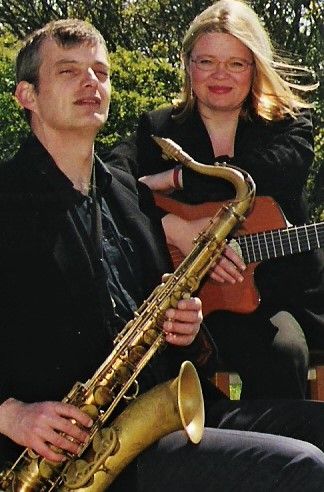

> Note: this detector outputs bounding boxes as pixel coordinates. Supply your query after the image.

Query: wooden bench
[214,352,324,400]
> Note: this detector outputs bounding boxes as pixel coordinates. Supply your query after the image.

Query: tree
[97,47,180,150]
[0,32,28,160]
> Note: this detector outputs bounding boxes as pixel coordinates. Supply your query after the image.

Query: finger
[218,255,244,277]
[35,424,83,457]
[223,245,246,270]
[164,318,200,335]
[209,271,225,283]
[175,297,202,312]
[48,428,83,455]
[165,332,196,347]
[210,267,240,284]
[211,257,244,283]
[53,418,90,445]
[162,272,172,283]
[165,301,202,324]
[55,403,93,429]
[164,309,202,326]
[31,437,67,463]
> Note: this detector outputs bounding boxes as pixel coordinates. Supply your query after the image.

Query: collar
[25,133,112,201]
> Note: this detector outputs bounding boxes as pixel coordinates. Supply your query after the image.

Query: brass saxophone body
[0,137,255,492]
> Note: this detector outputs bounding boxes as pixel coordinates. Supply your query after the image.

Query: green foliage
[96,47,181,151]
[0,31,20,60]
[308,130,324,221]
[0,56,28,160]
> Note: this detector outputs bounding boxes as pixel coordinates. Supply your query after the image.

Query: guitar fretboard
[236,222,324,264]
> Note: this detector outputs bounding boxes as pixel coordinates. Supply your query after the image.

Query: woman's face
[189,32,254,116]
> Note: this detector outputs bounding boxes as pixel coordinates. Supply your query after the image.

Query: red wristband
[173,164,182,189]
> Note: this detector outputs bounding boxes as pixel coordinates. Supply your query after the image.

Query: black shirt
[74,162,143,337]
[38,152,144,340]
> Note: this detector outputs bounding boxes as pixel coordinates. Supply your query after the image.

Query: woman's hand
[0,398,93,462]
[162,214,210,256]
[210,243,246,284]
[162,214,246,284]
[139,168,182,192]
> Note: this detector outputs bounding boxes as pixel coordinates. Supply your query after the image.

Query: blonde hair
[176,0,318,121]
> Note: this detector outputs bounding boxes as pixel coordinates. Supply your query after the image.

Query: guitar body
[154,193,287,316]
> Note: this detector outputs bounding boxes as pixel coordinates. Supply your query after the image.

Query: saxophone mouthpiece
[151,135,194,165]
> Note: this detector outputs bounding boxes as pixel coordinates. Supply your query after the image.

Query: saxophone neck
[152,135,256,217]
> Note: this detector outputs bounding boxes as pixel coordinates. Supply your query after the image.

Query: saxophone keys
[143,328,159,344]
[0,469,14,490]
[115,366,132,384]
[63,458,93,488]
[123,380,139,401]
[28,448,39,459]
[93,386,113,406]
[170,290,183,307]
[93,427,119,455]
[182,292,191,300]
[128,345,146,363]
[186,276,200,292]
[80,404,99,420]
[38,459,56,479]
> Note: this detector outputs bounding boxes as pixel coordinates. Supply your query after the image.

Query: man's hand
[163,297,203,346]
[0,398,93,462]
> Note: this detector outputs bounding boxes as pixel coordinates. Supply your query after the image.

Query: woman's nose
[210,62,229,77]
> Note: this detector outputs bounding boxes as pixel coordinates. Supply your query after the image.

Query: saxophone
[0,137,255,492]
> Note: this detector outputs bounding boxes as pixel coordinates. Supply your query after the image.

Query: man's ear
[15,81,37,111]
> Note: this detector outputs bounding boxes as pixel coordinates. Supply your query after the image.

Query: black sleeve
[102,132,140,177]
[182,111,314,222]
[167,323,220,378]
[104,111,177,180]
[236,111,314,200]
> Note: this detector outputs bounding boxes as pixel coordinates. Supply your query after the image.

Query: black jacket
[106,106,324,334]
[0,135,217,461]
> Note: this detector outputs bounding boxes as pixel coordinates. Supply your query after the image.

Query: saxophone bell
[60,360,204,492]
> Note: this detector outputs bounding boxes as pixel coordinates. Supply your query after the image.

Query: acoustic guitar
[154,192,324,316]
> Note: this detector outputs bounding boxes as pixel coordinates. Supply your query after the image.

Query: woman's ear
[15,81,36,111]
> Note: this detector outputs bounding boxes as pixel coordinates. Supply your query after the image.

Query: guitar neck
[237,222,324,264]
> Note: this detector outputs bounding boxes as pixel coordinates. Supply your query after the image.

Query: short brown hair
[16,19,108,122]
[16,18,107,87]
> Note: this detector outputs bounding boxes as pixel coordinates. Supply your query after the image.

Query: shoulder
[107,163,138,192]
[139,105,184,134]
[0,150,27,192]
[0,134,47,192]
[237,110,314,150]
[248,109,313,133]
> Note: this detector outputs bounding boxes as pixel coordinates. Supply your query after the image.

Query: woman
[106,0,324,399]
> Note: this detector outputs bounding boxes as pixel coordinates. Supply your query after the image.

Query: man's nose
[82,68,99,86]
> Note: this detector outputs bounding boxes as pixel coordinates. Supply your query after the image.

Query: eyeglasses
[190,56,254,73]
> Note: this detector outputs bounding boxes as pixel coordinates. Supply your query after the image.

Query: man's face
[28,38,111,136]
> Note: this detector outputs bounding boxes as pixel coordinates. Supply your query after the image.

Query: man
[1,19,324,492]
